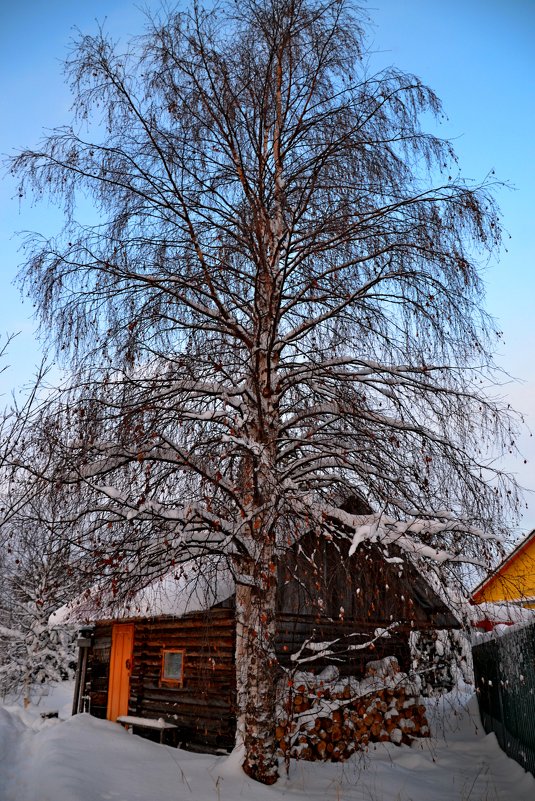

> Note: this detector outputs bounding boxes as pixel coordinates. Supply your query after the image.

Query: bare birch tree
[9,0,520,782]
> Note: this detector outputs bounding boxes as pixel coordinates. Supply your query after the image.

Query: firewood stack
[276,657,430,762]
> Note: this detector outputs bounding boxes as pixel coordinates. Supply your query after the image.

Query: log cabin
[61,527,459,751]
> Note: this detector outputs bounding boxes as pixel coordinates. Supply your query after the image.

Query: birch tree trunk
[235,567,278,783]
[234,339,281,780]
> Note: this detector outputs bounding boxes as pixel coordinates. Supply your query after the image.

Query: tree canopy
[8,0,520,782]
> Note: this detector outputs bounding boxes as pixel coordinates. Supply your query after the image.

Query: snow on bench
[116,715,178,744]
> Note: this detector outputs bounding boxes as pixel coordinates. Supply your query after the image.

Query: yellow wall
[473,538,535,606]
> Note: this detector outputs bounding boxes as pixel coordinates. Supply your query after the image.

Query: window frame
[160,648,185,687]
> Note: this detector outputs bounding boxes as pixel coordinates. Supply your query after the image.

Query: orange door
[107,624,134,721]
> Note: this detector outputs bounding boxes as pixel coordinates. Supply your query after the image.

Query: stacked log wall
[85,624,112,719]
[277,534,459,634]
[130,607,236,748]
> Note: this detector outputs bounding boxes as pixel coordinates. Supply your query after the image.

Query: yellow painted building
[472,530,535,609]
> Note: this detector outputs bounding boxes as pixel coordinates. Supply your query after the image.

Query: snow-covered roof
[470,604,535,644]
[49,559,234,626]
[466,600,535,629]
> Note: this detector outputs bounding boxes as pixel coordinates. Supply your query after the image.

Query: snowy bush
[409,629,474,695]
[0,508,78,702]
[0,618,76,702]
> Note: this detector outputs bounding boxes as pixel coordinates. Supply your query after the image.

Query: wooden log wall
[277,533,458,632]
[130,607,236,748]
[275,612,411,676]
[85,624,112,719]
[83,608,236,749]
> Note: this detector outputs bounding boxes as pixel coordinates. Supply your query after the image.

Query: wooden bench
[116,715,179,745]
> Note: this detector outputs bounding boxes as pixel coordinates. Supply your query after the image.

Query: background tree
[9,0,519,783]
[0,498,77,704]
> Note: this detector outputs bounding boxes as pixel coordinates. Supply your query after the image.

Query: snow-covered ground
[1,683,534,801]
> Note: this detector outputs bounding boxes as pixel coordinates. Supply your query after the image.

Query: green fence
[472,622,535,776]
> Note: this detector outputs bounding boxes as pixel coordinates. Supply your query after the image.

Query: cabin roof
[51,494,461,629]
[51,539,460,630]
[50,558,234,625]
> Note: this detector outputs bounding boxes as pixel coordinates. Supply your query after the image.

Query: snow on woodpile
[49,558,234,625]
[276,657,429,762]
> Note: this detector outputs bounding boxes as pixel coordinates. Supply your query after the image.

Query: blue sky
[1,1,534,528]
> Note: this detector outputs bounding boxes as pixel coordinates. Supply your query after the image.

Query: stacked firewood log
[276,658,430,762]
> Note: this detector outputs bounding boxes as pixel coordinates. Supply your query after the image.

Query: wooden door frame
[107,623,134,721]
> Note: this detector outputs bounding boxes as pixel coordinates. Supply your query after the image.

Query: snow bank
[1,683,535,801]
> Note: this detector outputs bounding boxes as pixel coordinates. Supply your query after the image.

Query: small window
[161,649,184,686]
